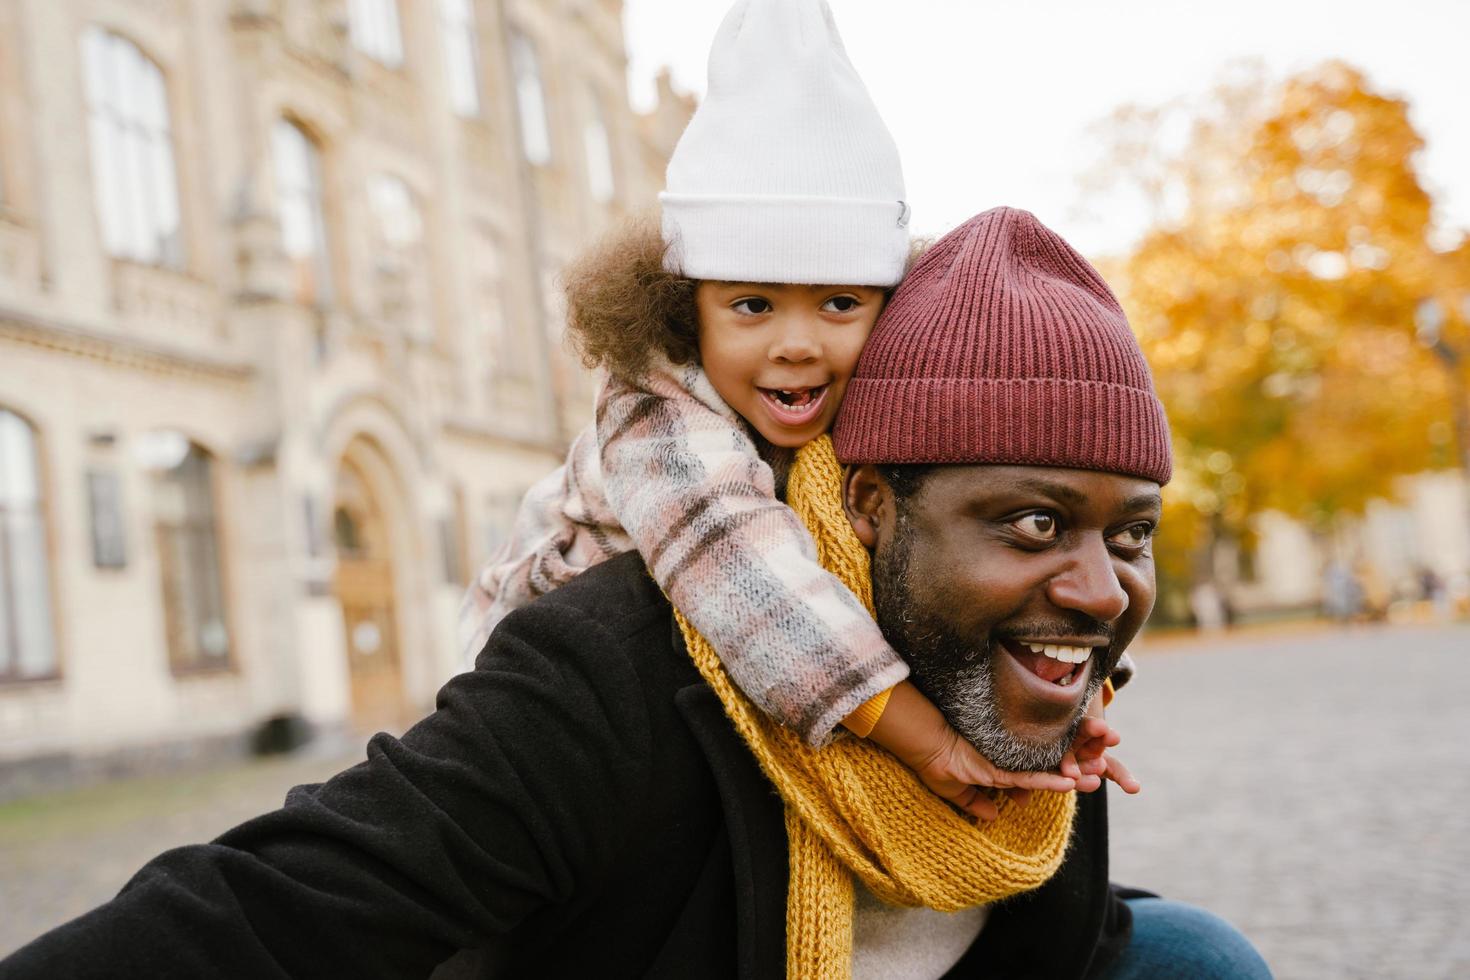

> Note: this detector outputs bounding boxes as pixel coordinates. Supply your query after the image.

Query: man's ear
[842,464,888,549]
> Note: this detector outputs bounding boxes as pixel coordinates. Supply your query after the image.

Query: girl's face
[695,282,885,448]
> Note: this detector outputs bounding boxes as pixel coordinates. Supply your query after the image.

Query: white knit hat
[660,0,909,287]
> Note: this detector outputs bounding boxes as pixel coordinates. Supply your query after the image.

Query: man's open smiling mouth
[995,637,1106,703]
[757,384,830,426]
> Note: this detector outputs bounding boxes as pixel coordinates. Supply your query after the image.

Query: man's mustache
[991,616,1116,646]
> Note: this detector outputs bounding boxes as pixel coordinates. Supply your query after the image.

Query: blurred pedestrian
[1418,565,1450,621]
[1321,559,1362,622]
[1189,580,1228,633]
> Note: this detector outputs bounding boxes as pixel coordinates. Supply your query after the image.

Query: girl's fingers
[955,762,1074,794]
[1072,737,1106,762]
[1077,717,1122,749]
[954,786,999,822]
[1104,754,1142,794]
[1004,769,1078,793]
[1074,772,1103,793]
[959,757,1076,792]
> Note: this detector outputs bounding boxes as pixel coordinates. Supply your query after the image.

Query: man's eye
[1107,523,1155,549]
[1011,512,1058,541]
[821,295,860,313]
[731,297,772,315]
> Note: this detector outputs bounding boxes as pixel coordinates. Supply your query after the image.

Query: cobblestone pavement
[3,622,1467,976]
[0,741,366,957]
[1110,621,1470,980]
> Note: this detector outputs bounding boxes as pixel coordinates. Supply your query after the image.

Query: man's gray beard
[871,511,1106,772]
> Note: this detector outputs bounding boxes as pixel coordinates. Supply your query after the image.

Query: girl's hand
[862,681,1077,822]
[911,725,1080,821]
[1058,693,1141,795]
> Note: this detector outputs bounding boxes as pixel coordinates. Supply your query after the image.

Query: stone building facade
[0,0,692,783]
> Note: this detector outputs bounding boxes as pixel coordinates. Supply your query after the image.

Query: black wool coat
[1,552,1134,980]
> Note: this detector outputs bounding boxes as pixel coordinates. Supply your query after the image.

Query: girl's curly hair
[562,214,699,383]
[561,213,933,383]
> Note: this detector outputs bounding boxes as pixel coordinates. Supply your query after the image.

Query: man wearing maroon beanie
[2,209,1270,979]
[828,206,1269,978]
[832,204,1174,777]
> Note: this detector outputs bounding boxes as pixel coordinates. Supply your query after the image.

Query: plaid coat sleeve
[596,358,909,744]
[456,424,633,670]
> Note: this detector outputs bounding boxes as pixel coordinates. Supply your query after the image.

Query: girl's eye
[1011,512,1058,541]
[821,295,861,314]
[731,297,772,316]
[1107,523,1156,549]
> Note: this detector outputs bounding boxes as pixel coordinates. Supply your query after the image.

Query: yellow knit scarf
[673,436,1076,980]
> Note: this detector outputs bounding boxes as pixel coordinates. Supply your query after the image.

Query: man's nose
[767,315,821,363]
[1046,537,1130,623]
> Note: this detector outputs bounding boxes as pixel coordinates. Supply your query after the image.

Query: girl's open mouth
[757,384,830,427]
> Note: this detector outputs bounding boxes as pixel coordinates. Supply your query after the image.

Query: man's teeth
[1022,642,1093,664]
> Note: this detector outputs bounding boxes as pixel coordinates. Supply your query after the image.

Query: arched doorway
[331,449,405,732]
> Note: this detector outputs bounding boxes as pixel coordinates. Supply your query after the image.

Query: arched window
[271,119,332,306]
[0,409,56,681]
[583,87,615,204]
[79,27,183,267]
[350,0,403,67]
[139,432,230,672]
[367,174,422,252]
[367,173,428,336]
[470,224,534,411]
[509,30,551,166]
[438,0,480,117]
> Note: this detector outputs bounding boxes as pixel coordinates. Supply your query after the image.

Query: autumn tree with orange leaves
[1089,62,1470,614]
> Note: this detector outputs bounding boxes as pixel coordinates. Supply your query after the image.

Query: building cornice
[0,305,255,382]
[440,416,565,458]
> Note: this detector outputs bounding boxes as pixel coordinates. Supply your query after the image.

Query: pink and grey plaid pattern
[458,355,909,744]
[456,421,632,669]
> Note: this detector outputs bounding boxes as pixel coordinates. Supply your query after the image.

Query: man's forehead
[927,463,1163,511]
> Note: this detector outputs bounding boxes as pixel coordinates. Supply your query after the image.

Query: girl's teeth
[773,388,816,407]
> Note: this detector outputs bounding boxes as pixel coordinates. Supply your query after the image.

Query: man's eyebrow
[1004,479,1163,513]
[1120,491,1164,513]
[1007,478,1088,506]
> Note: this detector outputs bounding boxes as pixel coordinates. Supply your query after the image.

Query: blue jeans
[1095,898,1273,979]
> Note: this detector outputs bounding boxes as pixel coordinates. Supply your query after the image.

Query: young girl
[461,0,1135,815]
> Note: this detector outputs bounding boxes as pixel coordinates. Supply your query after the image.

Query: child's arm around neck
[596,360,1090,814]
[597,357,907,743]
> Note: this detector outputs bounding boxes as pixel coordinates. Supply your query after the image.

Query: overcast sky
[622,0,1470,259]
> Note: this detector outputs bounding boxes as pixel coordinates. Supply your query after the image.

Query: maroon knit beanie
[833,207,1172,484]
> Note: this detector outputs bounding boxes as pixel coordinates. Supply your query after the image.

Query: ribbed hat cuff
[659,193,909,287]
[832,377,1174,484]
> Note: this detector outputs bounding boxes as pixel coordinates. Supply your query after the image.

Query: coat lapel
[674,675,788,980]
